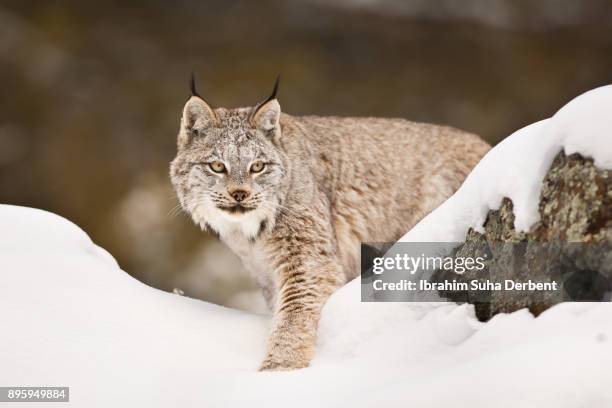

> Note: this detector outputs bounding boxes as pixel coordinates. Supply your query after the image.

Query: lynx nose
[230,189,250,203]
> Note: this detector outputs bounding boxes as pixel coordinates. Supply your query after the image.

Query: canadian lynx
[170,76,490,370]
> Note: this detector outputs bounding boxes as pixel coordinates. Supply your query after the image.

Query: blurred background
[2,0,612,313]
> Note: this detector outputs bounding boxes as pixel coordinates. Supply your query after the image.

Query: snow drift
[2,86,612,407]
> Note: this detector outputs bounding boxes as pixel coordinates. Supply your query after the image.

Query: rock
[432,151,612,321]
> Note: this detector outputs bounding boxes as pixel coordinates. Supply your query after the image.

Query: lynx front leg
[259,254,344,371]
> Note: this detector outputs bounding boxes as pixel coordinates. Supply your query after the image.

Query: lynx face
[170,81,286,238]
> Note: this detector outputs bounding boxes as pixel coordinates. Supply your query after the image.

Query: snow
[2,85,612,407]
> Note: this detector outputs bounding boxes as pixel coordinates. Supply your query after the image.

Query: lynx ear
[250,75,281,133]
[182,72,217,132]
[252,99,281,132]
[182,96,216,131]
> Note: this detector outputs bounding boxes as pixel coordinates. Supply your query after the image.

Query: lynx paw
[258,356,310,372]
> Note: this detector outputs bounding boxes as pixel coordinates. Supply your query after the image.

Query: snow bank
[2,85,612,407]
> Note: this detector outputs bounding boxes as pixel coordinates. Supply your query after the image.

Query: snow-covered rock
[396,85,612,321]
[434,150,612,321]
[2,85,612,407]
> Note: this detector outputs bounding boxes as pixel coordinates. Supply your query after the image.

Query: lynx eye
[209,161,226,173]
[250,161,265,173]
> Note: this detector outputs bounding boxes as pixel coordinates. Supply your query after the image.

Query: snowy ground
[2,86,612,407]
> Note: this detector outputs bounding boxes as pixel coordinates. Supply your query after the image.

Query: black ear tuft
[189,70,200,98]
[262,74,280,105]
[250,75,281,121]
